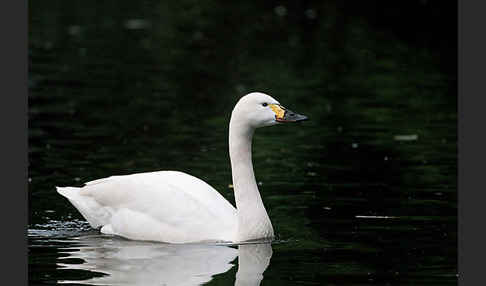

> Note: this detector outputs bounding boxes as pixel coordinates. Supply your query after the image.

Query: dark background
[28,1,457,285]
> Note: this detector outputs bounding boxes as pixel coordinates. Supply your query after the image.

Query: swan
[57,92,308,243]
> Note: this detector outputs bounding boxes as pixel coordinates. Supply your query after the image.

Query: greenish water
[29,1,457,285]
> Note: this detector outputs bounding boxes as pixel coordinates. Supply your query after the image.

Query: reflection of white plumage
[57,236,239,286]
[57,235,273,286]
[236,243,273,286]
[57,92,307,243]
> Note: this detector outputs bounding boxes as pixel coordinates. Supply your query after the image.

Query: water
[29,1,457,285]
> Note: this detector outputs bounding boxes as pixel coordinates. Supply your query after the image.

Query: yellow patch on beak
[269,104,286,120]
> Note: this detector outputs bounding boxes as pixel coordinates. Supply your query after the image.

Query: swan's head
[232,92,308,129]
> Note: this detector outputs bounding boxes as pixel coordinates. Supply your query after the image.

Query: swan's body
[57,92,307,243]
[58,171,237,242]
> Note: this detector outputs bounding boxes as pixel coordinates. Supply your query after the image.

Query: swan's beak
[270,104,308,123]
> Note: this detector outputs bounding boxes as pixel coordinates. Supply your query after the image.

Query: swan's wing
[57,171,237,243]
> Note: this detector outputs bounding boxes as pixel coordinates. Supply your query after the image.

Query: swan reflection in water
[57,235,272,286]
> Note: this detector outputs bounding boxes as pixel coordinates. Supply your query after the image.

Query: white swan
[57,92,308,243]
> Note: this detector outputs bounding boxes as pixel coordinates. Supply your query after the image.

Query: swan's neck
[229,116,274,242]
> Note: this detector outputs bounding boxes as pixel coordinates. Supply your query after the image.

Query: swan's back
[57,171,237,243]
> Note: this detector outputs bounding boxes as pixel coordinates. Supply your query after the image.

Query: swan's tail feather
[56,186,80,198]
[56,186,109,229]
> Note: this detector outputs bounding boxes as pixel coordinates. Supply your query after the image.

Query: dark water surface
[29,1,457,285]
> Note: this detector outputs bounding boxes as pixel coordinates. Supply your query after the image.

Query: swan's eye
[262,103,268,107]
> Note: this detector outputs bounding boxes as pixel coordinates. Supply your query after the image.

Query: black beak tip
[291,113,308,122]
[298,115,309,122]
[280,109,309,122]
